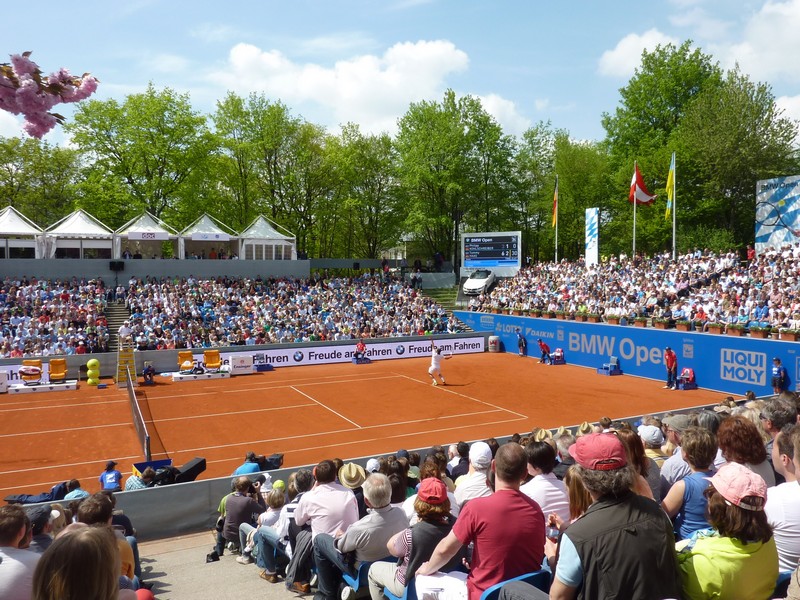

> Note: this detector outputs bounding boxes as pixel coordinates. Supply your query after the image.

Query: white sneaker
[441,380,446,386]
[341,586,355,600]
[432,380,438,386]
[237,555,253,564]
[662,385,670,389]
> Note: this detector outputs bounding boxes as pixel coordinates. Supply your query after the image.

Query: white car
[463,269,496,295]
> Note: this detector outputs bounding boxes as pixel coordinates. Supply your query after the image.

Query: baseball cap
[366,458,380,473]
[469,441,492,470]
[417,477,447,505]
[338,463,366,489]
[637,425,665,446]
[26,504,53,534]
[663,414,690,434]
[706,462,767,511]
[396,449,410,460]
[569,433,627,471]
[105,460,117,470]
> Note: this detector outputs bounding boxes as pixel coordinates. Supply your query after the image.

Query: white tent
[0,206,42,258]
[45,209,114,259]
[114,212,179,259]
[238,215,297,260]
[178,214,238,259]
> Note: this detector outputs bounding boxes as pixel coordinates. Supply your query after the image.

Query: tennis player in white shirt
[428,339,448,386]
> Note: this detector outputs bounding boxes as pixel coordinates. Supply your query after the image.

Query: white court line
[0,453,143,478]
[0,399,128,413]
[0,422,131,439]
[0,403,320,438]
[291,386,362,428]
[171,408,505,454]
[394,373,529,420]
[225,374,402,393]
[181,415,528,470]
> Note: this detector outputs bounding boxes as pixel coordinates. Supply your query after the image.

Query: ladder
[116,337,136,388]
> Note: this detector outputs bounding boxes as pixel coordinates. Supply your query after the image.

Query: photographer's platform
[8,380,79,394]
[172,371,231,382]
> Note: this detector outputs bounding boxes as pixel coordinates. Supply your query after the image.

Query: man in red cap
[542,433,681,600]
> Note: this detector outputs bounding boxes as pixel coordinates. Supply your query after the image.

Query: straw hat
[338,463,366,489]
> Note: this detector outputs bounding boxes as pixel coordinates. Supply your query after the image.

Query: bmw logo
[395,345,405,355]
[293,351,304,362]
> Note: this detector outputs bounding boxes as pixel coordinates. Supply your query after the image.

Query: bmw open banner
[756,175,800,253]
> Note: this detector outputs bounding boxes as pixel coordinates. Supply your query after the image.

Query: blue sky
[3,0,800,144]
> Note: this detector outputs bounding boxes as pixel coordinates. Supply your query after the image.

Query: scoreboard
[461,231,521,269]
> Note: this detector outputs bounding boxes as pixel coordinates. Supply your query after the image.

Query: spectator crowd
[0,273,458,358]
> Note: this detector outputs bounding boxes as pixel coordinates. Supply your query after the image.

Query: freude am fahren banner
[0,337,486,381]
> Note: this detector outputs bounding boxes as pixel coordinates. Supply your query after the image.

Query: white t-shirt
[0,546,39,600]
[519,472,571,524]
[765,481,800,571]
[431,349,443,369]
[453,470,492,510]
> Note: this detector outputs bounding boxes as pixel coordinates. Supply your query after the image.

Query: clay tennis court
[0,352,724,497]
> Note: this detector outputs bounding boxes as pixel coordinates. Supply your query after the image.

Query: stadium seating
[204,349,221,372]
[48,358,67,383]
[480,570,551,600]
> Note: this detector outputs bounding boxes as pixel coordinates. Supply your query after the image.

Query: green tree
[0,136,79,226]
[671,66,799,248]
[66,84,216,221]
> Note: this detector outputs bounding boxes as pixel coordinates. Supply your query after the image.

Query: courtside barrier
[455,310,800,397]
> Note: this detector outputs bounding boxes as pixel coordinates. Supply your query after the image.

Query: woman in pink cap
[677,462,778,599]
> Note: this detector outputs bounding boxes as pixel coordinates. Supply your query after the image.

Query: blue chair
[342,559,392,595]
[479,570,552,600]
[772,570,793,598]
[385,576,417,600]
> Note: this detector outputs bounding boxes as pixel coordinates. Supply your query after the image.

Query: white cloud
[207,40,469,134]
[777,94,800,125]
[0,112,23,139]
[669,7,732,39]
[598,29,679,78]
[295,33,377,57]
[189,23,243,43]
[478,94,530,137]
[149,53,190,74]
[724,0,800,82]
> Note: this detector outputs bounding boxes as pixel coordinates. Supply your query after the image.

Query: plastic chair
[385,576,417,600]
[479,570,551,600]
[204,349,222,372]
[20,359,43,385]
[48,358,67,383]
[178,351,194,371]
[602,356,619,371]
[772,570,793,599]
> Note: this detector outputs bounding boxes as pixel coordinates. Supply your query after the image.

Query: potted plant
[555,310,566,320]
[748,325,770,339]
[653,317,670,330]
[604,315,620,325]
[512,306,523,316]
[706,322,724,334]
[781,329,800,341]
[726,323,746,337]
[586,313,601,323]
[634,316,649,328]
[530,309,541,318]
[675,320,692,332]
[575,312,588,322]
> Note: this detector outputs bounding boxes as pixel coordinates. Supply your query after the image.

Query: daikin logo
[720,349,766,385]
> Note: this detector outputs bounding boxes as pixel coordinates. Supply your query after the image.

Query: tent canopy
[178,214,238,259]
[46,209,114,239]
[239,215,296,260]
[115,212,179,258]
[239,215,294,241]
[0,206,42,236]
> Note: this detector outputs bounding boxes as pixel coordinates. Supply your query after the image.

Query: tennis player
[428,339,447,386]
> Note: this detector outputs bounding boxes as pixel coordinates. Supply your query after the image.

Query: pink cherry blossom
[0,51,98,138]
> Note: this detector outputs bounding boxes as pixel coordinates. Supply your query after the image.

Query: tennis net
[125,367,151,461]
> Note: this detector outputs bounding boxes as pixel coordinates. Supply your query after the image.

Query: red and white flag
[629,163,657,205]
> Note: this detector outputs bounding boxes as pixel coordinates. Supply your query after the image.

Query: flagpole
[554,175,559,263]
[632,161,637,257]
[672,152,677,260]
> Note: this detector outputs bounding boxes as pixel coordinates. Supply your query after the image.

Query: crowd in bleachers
[179,390,800,599]
[471,244,800,333]
[0,273,458,358]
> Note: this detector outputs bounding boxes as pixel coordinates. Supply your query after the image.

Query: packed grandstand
[5,244,800,358]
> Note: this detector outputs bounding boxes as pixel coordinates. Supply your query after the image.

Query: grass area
[423,286,460,310]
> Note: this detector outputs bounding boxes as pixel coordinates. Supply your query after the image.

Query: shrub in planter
[634,317,649,327]
[748,326,771,338]
[675,320,692,331]
[586,313,601,323]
